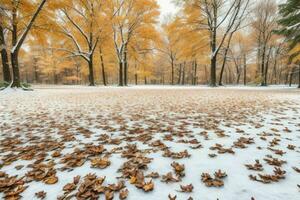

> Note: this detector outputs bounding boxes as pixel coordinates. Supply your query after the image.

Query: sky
[156,0,178,23]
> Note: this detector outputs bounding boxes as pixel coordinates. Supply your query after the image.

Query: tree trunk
[271,59,277,84]
[75,60,80,85]
[236,73,241,85]
[10,4,20,88]
[235,63,241,84]
[260,44,267,86]
[54,73,58,84]
[195,61,198,85]
[271,48,279,84]
[204,65,208,84]
[178,64,182,85]
[193,61,197,85]
[134,61,138,85]
[285,70,289,85]
[256,33,262,80]
[88,56,95,86]
[135,73,138,85]
[243,54,247,86]
[10,52,21,88]
[210,50,217,86]
[1,48,11,83]
[264,46,272,86]
[219,31,234,86]
[182,62,185,85]
[99,48,107,86]
[0,25,11,83]
[124,45,128,86]
[289,67,294,87]
[278,67,283,85]
[218,48,228,86]
[34,64,39,83]
[124,62,128,86]
[210,25,217,87]
[119,62,123,86]
[171,59,174,85]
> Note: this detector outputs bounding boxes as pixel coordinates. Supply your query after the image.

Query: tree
[52,0,112,86]
[183,0,249,86]
[0,8,11,83]
[109,0,159,86]
[226,32,252,85]
[252,0,278,86]
[217,0,249,86]
[277,0,300,88]
[277,0,300,47]
[1,0,47,88]
[160,18,182,85]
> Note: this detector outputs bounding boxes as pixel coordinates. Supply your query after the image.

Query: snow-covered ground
[0,86,299,200]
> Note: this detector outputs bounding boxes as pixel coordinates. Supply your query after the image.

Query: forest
[0,0,299,88]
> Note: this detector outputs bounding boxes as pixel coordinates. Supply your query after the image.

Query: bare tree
[252,0,277,86]
[218,0,249,86]
[185,0,250,86]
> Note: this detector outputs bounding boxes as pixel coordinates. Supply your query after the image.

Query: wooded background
[0,0,299,88]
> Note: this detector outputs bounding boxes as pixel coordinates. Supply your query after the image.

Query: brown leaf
[162,172,180,183]
[145,172,160,179]
[143,180,154,192]
[168,194,177,200]
[35,191,46,199]
[129,176,137,184]
[180,184,193,193]
[171,162,185,177]
[91,157,111,169]
[119,188,129,199]
[73,175,81,184]
[43,175,58,185]
[287,144,295,150]
[105,190,114,200]
[63,183,76,192]
[245,160,264,171]
[214,170,227,179]
[292,167,300,173]
[107,181,125,191]
[52,151,61,157]
[201,172,225,187]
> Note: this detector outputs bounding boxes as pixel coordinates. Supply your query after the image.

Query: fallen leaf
[180,184,193,193]
[43,175,58,185]
[143,180,154,192]
[119,188,129,199]
[35,191,46,199]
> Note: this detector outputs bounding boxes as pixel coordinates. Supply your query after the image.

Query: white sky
[156,0,178,23]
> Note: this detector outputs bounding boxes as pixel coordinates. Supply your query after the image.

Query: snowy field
[0,86,300,200]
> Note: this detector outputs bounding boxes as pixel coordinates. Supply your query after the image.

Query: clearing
[0,86,299,200]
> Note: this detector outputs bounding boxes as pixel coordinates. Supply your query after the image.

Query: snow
[287,22,300,30]
[0,86,300,200]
